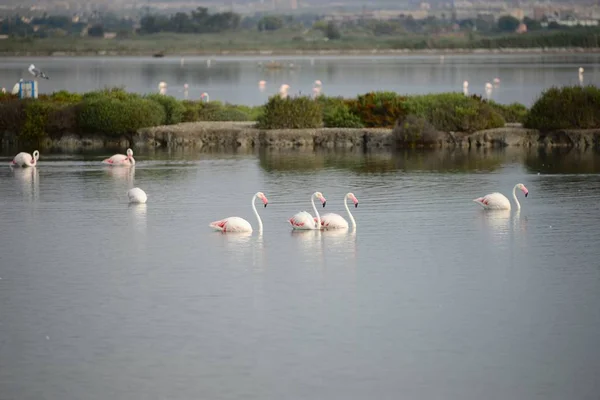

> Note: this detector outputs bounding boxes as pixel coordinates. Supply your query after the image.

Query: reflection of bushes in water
[524,147,600,174]
[391,148,507,172]
[258,148,506,173]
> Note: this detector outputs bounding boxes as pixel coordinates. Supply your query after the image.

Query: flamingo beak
[262,197,268,207]
[321,198,326,207]
[354,202,359,208]
[524,191,529,197]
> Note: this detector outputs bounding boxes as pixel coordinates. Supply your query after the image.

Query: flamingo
[11,150,39,167]
[210,192,269,233]
[279,84,290,99]
[289,192,327,230]
[200,92,209,103]
[316,192,359,229]
[103,148,135,166]
[473,183,529,210]
[128,187,147,204]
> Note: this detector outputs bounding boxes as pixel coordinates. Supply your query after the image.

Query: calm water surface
[1,53,599,106]
[1,148,600,400]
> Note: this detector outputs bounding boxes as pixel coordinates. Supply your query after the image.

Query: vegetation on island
[1,8,600,54]
[0,85,596,146]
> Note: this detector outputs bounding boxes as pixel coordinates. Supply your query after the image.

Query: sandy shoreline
[1,47,599,58]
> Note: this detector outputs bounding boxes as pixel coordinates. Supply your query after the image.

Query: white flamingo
[11,150,39,167]
[473,183,529,210]
[102,148,135,166]
[279,84,290,98]
[210,192,269,233]
[316,192,359,229]
[200,92,209,103]
[128,187,147,204]
[289,192,327,230]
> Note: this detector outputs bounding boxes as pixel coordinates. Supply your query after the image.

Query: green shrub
[20,100,56,143]
[524,85,600,131]
[0,99,25,135]
[486,100,528,123]
[404,93,505,132]
[346,91,406,128]
[392,114,444,147]
[77,96,165,137]
[83,87,139,102]
[145,94,185,125]
[49,90,83,104]
[181,100,201,122]
[46,104,78,139]
[256,96,323,129]
[317,96,364,128]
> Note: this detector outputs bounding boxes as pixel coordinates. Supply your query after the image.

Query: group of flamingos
[10,148,529,233]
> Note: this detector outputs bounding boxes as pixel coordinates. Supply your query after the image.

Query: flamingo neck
[344,195,356,229]
[512,184,521,210]
[311,193,321,229]
[252,193,262,232]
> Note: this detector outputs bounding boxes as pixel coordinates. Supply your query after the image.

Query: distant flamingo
[289,192,327,230]
[103,148,135,166]
[200,92,210,103]
[279,84,290,98]
[128,187,147,204]
[11,150,39,167]
[316,192,359,229]
[210,192,269,233]
[473,183,529,210]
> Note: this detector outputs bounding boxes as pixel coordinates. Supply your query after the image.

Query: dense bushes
[7,85,600,145]
[524,85,600,131]
[257,96,322,129]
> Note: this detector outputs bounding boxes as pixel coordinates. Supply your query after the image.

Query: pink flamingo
[473,183,529,210]
[11,150,39,167]
[316,192,358,229]
[210,192,269,233]
[289,192,327,230]
[102,148,135,166]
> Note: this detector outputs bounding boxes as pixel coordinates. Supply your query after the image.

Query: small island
[1,85,599,151]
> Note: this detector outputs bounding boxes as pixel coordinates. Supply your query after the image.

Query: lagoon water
[1,53,599,106]
[1,147,600,400]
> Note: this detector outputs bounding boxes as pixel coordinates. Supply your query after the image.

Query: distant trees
[139,7,240,34]
[497,15,521,32]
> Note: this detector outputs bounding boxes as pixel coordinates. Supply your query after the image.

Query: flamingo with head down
[210,192,269,233]
[11,150,39,167]
[473,183,529,210]
[289,192,327,230]
[103,148,135,166]
[316,192,358,229]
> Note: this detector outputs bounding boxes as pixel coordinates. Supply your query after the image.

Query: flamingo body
[473,183,529,211]
[314,192,359,229]
[290,211,317,230]
[289,192,327,230]
[128,187,147,204]
[473,192,511,210]
[210,216,253,233]
[103,148,135,165]
[210,192,268,234]
[317,213,349,229]
[11,150,39,167]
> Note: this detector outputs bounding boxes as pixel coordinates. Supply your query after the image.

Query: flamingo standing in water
[128,187,147,204]
[103,148,135,166]
[473,183,529,210]
[11,150,39,167]
[210,192,269,233]
[289,192,327,230]
[316,192,359,229]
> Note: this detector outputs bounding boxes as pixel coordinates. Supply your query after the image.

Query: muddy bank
[134,122,600,150]
[3,122,600,151]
